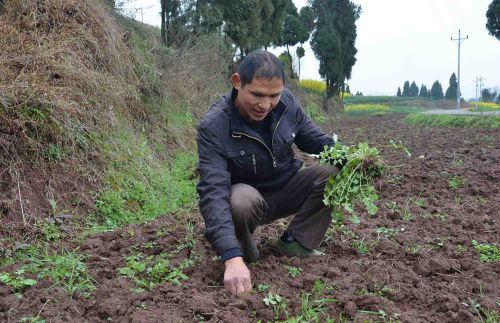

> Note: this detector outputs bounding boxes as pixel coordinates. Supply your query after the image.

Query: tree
[190,0,224,35]
[486,0,500,40]
[220,0,264,58]
[419,84,428,98]
[296,46,305,79]
[430,80,444,100]
[396,87,401,97]
[481,88,499,102]
[402,81,410,97]
[310,0,361,97]
[355,91,363,96]
[409,81,419,97]
[346,85,351,94]
[445,73,458,100]
[258,0,289,50]
[279,1,314,78]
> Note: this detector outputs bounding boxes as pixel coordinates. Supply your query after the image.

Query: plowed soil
[1,114,499,322]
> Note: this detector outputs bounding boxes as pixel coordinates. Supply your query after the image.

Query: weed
[285,265,303,278]
[263,292,288,319]
[456,244,466,252]
[452,158,464,167]
[304,103,326,124]
[93,130,198,229]
[449,175,466,190]
[375,227,399,239]
[352,235,378,255]
[389,139,412,157]
[320,140,384,222]
[357,283,394,298]
[387,174,402,185]
[34,220,66,242]
[256,283,269,293]
[412,197,426,208]
[385,201,400,213]
[401,199,413,221]
[0,269,37,298]
[472,240,500,262]
[406,244,421,255]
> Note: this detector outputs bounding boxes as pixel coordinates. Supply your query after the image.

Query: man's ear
[231,73,242,90]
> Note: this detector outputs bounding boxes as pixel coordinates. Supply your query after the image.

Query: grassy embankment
[0,0,229,301]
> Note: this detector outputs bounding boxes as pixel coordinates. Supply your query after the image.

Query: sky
[123,0,499,100]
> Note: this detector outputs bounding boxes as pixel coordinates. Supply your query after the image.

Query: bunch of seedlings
[320,138,384,222]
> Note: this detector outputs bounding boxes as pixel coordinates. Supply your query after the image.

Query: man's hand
[223,256,252,295]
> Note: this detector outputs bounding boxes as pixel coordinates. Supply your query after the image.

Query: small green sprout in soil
[352,235,379,255]
[357,283,394,298]
[387,174,402,185]
[0,269,37,298]
[375,227,399,239]
[389,139,412,157]
[448,175,466,189]
[256,283,269,293]
[285,265,303,278]
[472,240,500,262]
[263,292,288,320]
[320,140,384,222]
[406,244,421,255]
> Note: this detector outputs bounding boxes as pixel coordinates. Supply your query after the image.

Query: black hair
[237,50,286,87]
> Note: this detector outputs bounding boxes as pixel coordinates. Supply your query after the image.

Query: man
[196,50,340,295]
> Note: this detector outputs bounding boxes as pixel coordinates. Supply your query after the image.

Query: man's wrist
[220,247,243,262]
[224,256,245,267]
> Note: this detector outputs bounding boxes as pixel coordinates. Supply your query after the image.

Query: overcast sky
[125,0,499,99]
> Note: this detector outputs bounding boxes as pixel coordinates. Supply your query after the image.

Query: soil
[1,114,499,322]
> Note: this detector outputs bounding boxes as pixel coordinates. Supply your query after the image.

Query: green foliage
[402,81,410,97]
[430,80,444,100]
[285,265,303,278]
[486,0,500,40]
[0,269,37,298]
[310,0,361,97]
[357,283,394,298]
[304,103,326,124]
[94,129,198,228]
[448,175,466,189]
[409,81,419,97]
[257,283,270,292]
[344,95,427,105]
[396,87,401,97]
[320,141,384,222]
[472,240,500,262]
[445,73,458,100]
[404,114,500,128]
[118,253,193,290]
[352,235,378,254]
[419,84,429,98]
[263,292,288,319]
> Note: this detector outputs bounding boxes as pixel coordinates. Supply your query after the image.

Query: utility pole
[451,29,468,109]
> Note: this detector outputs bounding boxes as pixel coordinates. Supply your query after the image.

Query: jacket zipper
[231,106,288,168]
[252,154,257,174]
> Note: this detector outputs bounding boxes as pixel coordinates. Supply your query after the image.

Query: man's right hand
[223,256,252,295]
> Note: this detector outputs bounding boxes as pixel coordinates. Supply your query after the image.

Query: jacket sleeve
[196,121,241,259]
[292,97,335,154]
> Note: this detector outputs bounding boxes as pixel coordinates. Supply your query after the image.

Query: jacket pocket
[226,150,257,176]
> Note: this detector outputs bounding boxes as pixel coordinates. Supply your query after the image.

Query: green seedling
[455,244,466,252]
[389,139,412,157]
[263,292,288,319]
[285,265,303,278]
[406,244,421,255]
[472,240,500,262]
[448,175,466,189]
[387,174,402,185]
[19,317,45,323]
[257,283,269,293]
[357,283,394,298]
[375,227,399,239]
[412,197,426,208]
[320,140,384,222]
[0,269,37,298]
[352,235,378,255]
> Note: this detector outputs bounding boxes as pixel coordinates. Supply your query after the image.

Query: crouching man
[196,50,340,295]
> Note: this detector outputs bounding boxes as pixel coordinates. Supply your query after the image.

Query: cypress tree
[445,73,458,100]
[402,81,410,97]
[430,80,444,100]
[397,87,401,97]
[410,81,419,97]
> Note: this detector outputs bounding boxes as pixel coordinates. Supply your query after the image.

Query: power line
[451,29,468,110]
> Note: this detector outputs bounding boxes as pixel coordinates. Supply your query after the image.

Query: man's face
[232,74,284,122]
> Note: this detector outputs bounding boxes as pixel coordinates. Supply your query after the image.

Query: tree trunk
[160,0,167,45]
[286,45,294,79]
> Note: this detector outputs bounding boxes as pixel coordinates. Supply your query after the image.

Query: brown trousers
[230,165,339,250]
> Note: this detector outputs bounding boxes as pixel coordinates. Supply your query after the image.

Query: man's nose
[258,97,271,109]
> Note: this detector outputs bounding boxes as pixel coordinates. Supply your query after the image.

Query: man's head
[231,50,285,122]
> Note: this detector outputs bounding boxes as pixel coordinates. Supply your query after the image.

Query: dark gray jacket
[196,88,334,257]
